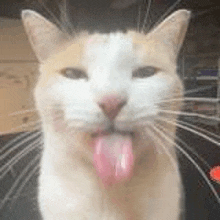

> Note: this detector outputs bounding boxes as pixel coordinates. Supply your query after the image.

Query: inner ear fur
[22,10,69,62]
[149,10,191,56]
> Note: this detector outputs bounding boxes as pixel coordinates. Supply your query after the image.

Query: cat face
[22,9,190,138]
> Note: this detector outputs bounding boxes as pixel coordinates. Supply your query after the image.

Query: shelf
[184,77,218,80]
[196,76,219,80]
[184,52,220,58]
[182,54,220,128]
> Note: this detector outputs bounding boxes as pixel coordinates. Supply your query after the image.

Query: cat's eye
[132,66,157,78]
[60,68,87,80]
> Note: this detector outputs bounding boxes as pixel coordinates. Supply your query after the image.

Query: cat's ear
[21,10,68,62]
[150,9,191,55]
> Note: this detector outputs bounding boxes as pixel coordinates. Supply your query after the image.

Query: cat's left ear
[21,10,69,62]
[150,9,191,56]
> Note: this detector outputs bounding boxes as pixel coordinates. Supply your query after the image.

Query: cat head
[21,9,190,145]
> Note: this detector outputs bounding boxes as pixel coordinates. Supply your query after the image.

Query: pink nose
[98,95,127,120]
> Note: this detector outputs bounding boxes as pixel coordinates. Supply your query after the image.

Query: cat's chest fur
[22,9,190,220]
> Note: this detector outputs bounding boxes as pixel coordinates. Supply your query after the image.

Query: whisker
[0,131,40,155]
[37,0,71,37]
[8,109,38,116]
[156,97,219,104]
[0,131,42,161]
[184,86,214,95]
[133,98,218,115]
[0,120,42,135]
[181,97,219,103]
[0,141,42,179]
[159,109,220,122]
[157,116,220,147]
[151,0,182,30]
[10,160,40,207]
[147,124,180,175]
[141,0,152,33]
[137,3,142,32]
[143,126,164,154]
[152,123,220,204]
[59,0,76,35]
[0,143,40,180]
[176,119,220,142]
[155,122,211,169]
[0,154,40,210]
[192,6,220,18]
[46,105,92,111]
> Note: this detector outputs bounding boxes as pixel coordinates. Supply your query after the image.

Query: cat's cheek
[51,113,66,133]
[53,122,65,132]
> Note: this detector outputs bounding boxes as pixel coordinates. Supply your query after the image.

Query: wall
[0,18,39,134]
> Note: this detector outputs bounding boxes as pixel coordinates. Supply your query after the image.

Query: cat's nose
[98,95,127,120]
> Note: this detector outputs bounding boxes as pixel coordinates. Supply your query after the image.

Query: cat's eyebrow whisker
[157,116,220,147]
[37,0,72,38]
[0,155,40,210]
[155,122,211,169]
[59,0,76,35]
[191,6,220,18]
[0,141,42,180]
[152,123,220,205]
[151,0,182,30]
[0,131,42,161]
[141,0,152,33]
[137,3,142,32]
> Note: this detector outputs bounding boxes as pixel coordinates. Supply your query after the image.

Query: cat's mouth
[90,125,135,138]
[90,125,135,187]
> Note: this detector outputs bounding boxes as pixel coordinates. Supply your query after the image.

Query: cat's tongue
[92,134,134,187]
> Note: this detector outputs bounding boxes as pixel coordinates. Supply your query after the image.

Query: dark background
[0,0,220,219]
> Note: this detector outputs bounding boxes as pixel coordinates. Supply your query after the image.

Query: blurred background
[0,0,220,219]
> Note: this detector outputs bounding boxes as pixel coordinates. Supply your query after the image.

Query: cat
[21,8,190,219]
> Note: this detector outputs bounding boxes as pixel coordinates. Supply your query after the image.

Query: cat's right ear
[21,10,68,62]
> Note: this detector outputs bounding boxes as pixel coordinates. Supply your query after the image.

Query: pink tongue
[92,134,134,187]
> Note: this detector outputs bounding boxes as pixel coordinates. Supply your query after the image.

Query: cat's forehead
[50,32,140,69]
[86,33,132,56]
[84,32,136,68]
[46,31,173,71]
[86,32,131,45]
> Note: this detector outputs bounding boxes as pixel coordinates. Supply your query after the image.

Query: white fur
[36,34,181,220]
